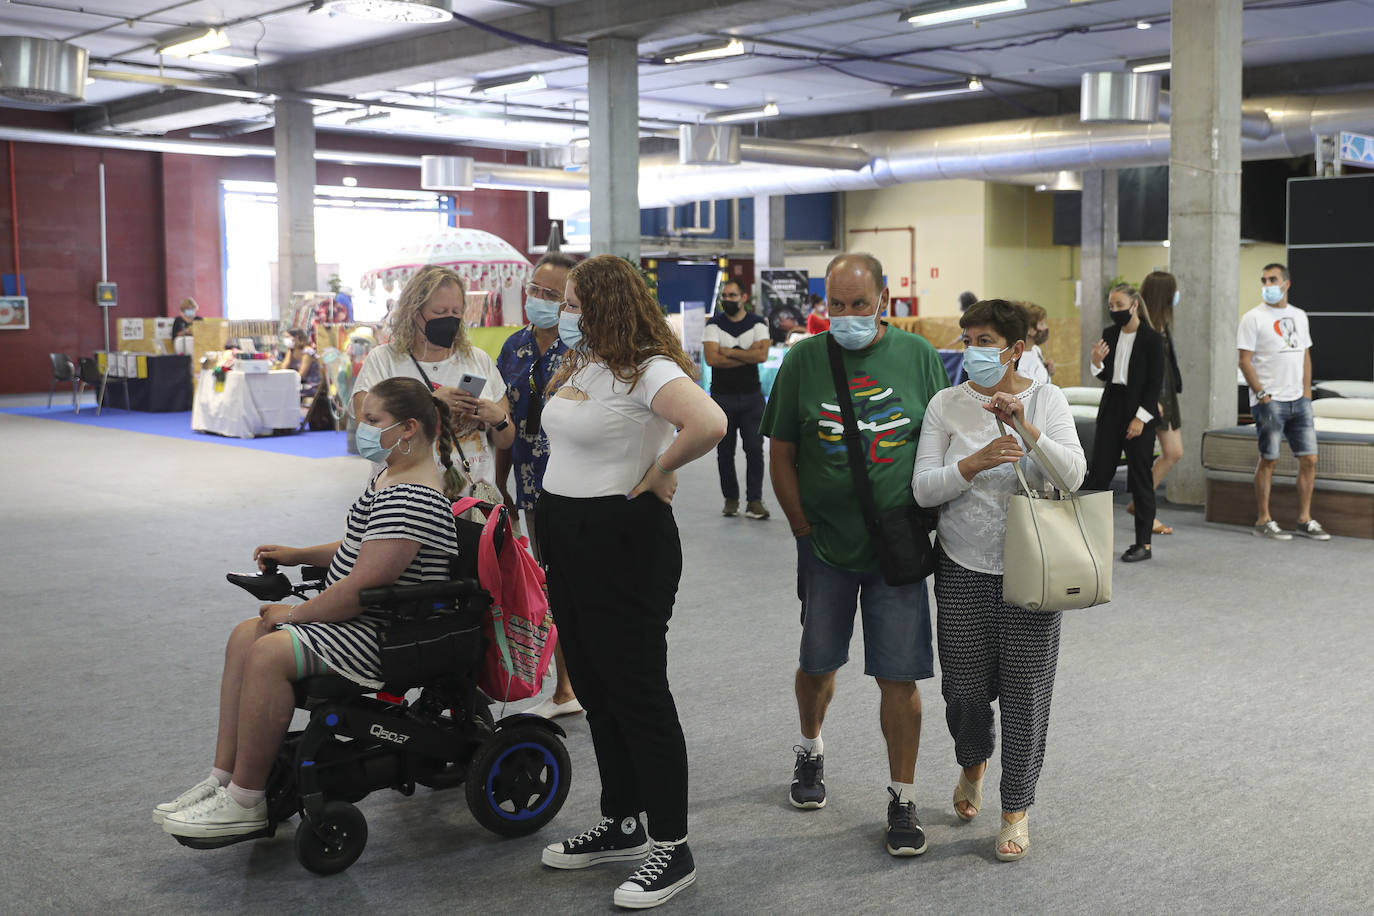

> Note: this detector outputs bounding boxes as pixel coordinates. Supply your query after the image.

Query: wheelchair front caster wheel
[466,724,571,837]
[294,801,368,875]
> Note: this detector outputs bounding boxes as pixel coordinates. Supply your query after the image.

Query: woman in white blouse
[536,255,725,909]
[913,299,1085,863]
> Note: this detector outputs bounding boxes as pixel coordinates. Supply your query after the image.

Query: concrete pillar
[274,99,316,320]
[588,37,639,262]
[753,194,785,310]
[1168,0,1243,505]
[1080,169,1118,382]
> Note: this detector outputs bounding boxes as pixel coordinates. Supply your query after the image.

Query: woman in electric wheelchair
[154,376,468,841]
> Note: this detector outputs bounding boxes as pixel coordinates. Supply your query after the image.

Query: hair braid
[431,396,467,501]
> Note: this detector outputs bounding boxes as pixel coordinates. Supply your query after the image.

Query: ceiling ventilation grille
[0,37,88,104]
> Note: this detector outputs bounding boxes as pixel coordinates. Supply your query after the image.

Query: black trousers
[536,491,688,841]
[1085,385,1157,546]
[711,390,765,502]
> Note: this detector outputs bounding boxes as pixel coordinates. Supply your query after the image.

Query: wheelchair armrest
[359,578,483,608]
[301,565,328,582]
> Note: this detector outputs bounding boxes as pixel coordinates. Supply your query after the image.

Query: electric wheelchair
[175,506,571,875]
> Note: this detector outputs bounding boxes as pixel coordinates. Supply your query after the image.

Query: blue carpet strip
[1,406,351,459]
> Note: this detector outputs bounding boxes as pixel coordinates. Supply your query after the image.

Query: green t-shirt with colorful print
[761,325,949,572]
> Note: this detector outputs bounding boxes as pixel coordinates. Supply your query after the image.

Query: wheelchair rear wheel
[294,801,368,875]
[465,724,570,837]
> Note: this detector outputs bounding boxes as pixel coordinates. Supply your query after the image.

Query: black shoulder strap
[825,334,880,533]
[408,354,470,472]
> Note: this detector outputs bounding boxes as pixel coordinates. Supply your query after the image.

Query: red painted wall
[0,130,530,393]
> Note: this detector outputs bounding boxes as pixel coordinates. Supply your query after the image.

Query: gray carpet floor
[1,402,1370,915]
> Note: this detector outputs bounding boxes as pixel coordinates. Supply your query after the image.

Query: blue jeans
[795,536,934,682]
[1253,397,1317,460]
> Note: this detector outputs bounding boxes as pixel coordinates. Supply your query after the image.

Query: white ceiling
[3,0,1374,149]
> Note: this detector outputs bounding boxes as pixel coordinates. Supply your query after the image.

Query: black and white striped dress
[283,475,459,688]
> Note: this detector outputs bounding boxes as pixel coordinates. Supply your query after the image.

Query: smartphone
[457,373,486,398]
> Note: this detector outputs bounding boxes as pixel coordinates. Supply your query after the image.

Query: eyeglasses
[525,282,562,300]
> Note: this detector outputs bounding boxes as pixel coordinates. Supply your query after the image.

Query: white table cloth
[192,369,301,439]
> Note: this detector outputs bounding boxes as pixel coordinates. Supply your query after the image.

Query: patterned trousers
[933,550,1062,812]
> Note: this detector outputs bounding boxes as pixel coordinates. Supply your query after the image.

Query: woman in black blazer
[1084,283,1166,562]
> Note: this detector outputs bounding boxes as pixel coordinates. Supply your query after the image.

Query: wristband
[654,456,672,475]
[792,523,812,536]
[286,606,293,624]
[493,416,510,432]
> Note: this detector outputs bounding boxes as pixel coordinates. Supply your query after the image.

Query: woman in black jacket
[1085,283,1167,562]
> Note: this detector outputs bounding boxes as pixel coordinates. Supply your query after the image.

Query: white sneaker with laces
[161,786,268,838]
[152,776,220,825]
[1253,520,1292,541]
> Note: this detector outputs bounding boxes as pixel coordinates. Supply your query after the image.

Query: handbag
[825,334,936,586]
[997,407,1113,611]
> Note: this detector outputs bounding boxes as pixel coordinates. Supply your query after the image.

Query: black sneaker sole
[613,870,696,909]
[542,841,651,870]
[887,836,929,857]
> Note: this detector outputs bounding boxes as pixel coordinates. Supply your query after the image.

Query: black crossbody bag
[825,334,936,586]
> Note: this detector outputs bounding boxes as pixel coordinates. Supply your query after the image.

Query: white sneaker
[527,696,584,719]
[1295,519,1332,541]
[161,786,267,838]
[152,776,220,825]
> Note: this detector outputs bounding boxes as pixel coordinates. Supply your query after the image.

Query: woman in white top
[913,299,1085,864]
[352,265,515,499]
[536,255,725,909]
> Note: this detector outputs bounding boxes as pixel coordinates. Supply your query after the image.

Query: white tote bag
[998,413,1113,612]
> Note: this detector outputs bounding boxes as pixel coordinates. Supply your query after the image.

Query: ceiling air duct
[680,125,741,165]
[326,0,453,23]
[1080,71,1161,124]
[0,37,88,104]
[421,155,475,191]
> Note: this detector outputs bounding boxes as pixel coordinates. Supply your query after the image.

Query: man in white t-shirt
[1237,262,1330,541]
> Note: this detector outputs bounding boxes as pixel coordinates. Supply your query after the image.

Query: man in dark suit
[1084,283,1166,562]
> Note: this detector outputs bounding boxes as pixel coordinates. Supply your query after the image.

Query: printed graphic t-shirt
[760,325,949,571]
[1236,302,1312,405]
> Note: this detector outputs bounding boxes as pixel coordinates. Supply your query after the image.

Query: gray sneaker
[722,499,739,518]
[1294,519,1332,540]
[1253,520,1292,540]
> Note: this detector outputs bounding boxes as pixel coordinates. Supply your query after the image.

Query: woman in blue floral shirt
[496,251,582,719]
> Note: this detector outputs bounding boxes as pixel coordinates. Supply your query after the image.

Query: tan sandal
[953,771,983,822]
[996,815,1029,861]
[1152,519,1174,535]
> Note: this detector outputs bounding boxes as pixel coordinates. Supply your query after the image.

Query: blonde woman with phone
[352,265,515,499]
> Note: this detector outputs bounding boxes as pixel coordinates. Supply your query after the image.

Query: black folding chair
[76,357,130,416]
[48,354,78,411]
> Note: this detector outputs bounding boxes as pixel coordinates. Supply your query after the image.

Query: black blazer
[1094,323,1167,422]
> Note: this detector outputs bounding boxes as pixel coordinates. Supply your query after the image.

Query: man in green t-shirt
[761,253,949,858]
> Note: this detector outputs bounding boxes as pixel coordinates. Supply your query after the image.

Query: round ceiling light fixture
[326,0,453,24]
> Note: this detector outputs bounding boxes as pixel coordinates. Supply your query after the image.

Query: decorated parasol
[359,228,534,297]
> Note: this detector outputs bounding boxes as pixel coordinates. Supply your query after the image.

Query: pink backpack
[451,498,556,703]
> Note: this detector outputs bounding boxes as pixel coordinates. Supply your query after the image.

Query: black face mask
[1110,309,1133,328]
[423,316,460,348]
[720,298,743,316]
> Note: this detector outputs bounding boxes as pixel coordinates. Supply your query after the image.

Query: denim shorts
[795,536,934,682]
[1253,397,1317,460]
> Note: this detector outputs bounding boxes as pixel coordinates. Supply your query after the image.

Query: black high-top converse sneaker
[542,815,651,869]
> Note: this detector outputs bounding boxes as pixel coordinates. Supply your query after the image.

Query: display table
[126,355,192,412]
[192,369,301,439]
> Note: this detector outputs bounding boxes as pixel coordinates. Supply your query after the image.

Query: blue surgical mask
[963,346,1011,388]
[1172,290,1180,308]
[525,297,561,329]
[558,311,584,350]
[829,314,880,351]
[356,420,402,463]
[1262,285,1284,306]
